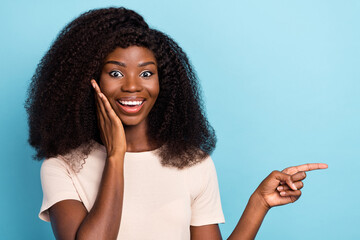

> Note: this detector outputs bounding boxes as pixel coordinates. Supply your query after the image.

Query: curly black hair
[26,7,216,169]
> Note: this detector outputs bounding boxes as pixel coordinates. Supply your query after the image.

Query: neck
[123,121,158,152]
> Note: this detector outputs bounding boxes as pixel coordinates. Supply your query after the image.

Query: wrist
[229,189,270,239]
[107,154,125,166]
[250,190,271,213]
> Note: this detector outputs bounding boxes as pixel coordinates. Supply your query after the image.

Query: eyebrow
[104,61,126,67]
[104,61,156,67]
[138,61,156,67]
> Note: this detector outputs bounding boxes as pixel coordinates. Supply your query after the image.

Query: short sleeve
[39,158,81,222]
[189,157,225,226]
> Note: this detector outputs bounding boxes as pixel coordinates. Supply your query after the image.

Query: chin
[119,115,147,127]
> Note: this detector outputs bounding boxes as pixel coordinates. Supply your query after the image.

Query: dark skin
[48,46,328,240]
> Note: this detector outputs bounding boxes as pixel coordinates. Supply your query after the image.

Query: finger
[94,93,105,127]
[93,87,104,124]
[274,171,298,191]
[97,93,108,121]
[91,80,107,114]
[91,80,104,105]
[283,163,328,175]
[291,171,306,182]
[92,81,107,132]
[92,86,108,122]
[96,99,104,124]
[277,181,303,191]
[91,80,117,122]
[278,171,306,191]
[99,93,120,123]
[91,80,111,146]
[91,79,102,94]
[279,190,302,197]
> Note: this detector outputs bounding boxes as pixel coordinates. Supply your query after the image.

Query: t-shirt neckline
[95,141,160,155]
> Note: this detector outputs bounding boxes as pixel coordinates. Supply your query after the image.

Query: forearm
[76,155,124,240]
[228,192,269,240]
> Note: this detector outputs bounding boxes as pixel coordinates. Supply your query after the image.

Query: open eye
[140,70,153,78]
[109,70,123,78]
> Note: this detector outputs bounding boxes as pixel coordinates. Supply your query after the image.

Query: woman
[26,7,327,240]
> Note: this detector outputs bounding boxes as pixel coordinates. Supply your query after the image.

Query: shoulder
[41,141,104,175]
[185,155,219,196]
[39,156,82,222]
[40,156,73,186]
[186,155,216,176]
[40,156,71,176]
[186,154,225,225]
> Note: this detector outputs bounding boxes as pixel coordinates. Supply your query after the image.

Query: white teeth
[119,100,143,106]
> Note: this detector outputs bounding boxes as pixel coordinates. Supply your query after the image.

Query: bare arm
[190,224,222,240]
[50,157,124,240]
[228,163,328,240]
[190,163,327,240]
[189,193,268,240]
[48,80,127,240]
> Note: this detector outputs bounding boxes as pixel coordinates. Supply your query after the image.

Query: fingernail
[280,191,286,196]
[91,81,95,88]
[277,186,283,191]
[292,183,298,190]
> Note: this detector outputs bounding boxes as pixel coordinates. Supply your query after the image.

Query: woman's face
[99,46,159,127]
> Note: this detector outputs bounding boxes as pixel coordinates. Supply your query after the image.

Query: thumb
[274,171,298,191]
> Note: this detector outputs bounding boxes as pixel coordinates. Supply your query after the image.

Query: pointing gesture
[254,163,328,209]
[282,163,328,175]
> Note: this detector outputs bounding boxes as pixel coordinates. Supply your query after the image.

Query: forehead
[104,46,157,64]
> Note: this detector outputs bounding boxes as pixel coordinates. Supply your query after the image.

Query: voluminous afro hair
[26,7,216,169]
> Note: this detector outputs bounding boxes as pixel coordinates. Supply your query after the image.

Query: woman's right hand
[253,163,328,210]
[91,79,127,157]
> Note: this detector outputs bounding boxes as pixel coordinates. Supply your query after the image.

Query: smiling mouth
[116,100,145,114]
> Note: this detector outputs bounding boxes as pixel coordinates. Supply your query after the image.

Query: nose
[121,75,142,92]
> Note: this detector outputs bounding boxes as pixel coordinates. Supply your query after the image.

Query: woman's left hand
[253,163,328,210]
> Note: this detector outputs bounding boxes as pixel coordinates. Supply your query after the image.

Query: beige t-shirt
[39,143,225,239]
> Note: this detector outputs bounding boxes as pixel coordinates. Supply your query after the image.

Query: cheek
[99,75,107,92]
[99,78,117,97]
[150,79,160,98]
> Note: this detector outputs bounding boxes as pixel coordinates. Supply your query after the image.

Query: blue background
[1,0,359,239]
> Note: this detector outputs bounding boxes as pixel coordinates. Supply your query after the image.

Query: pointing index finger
[296,163,328,172]
[283,163,328,174]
